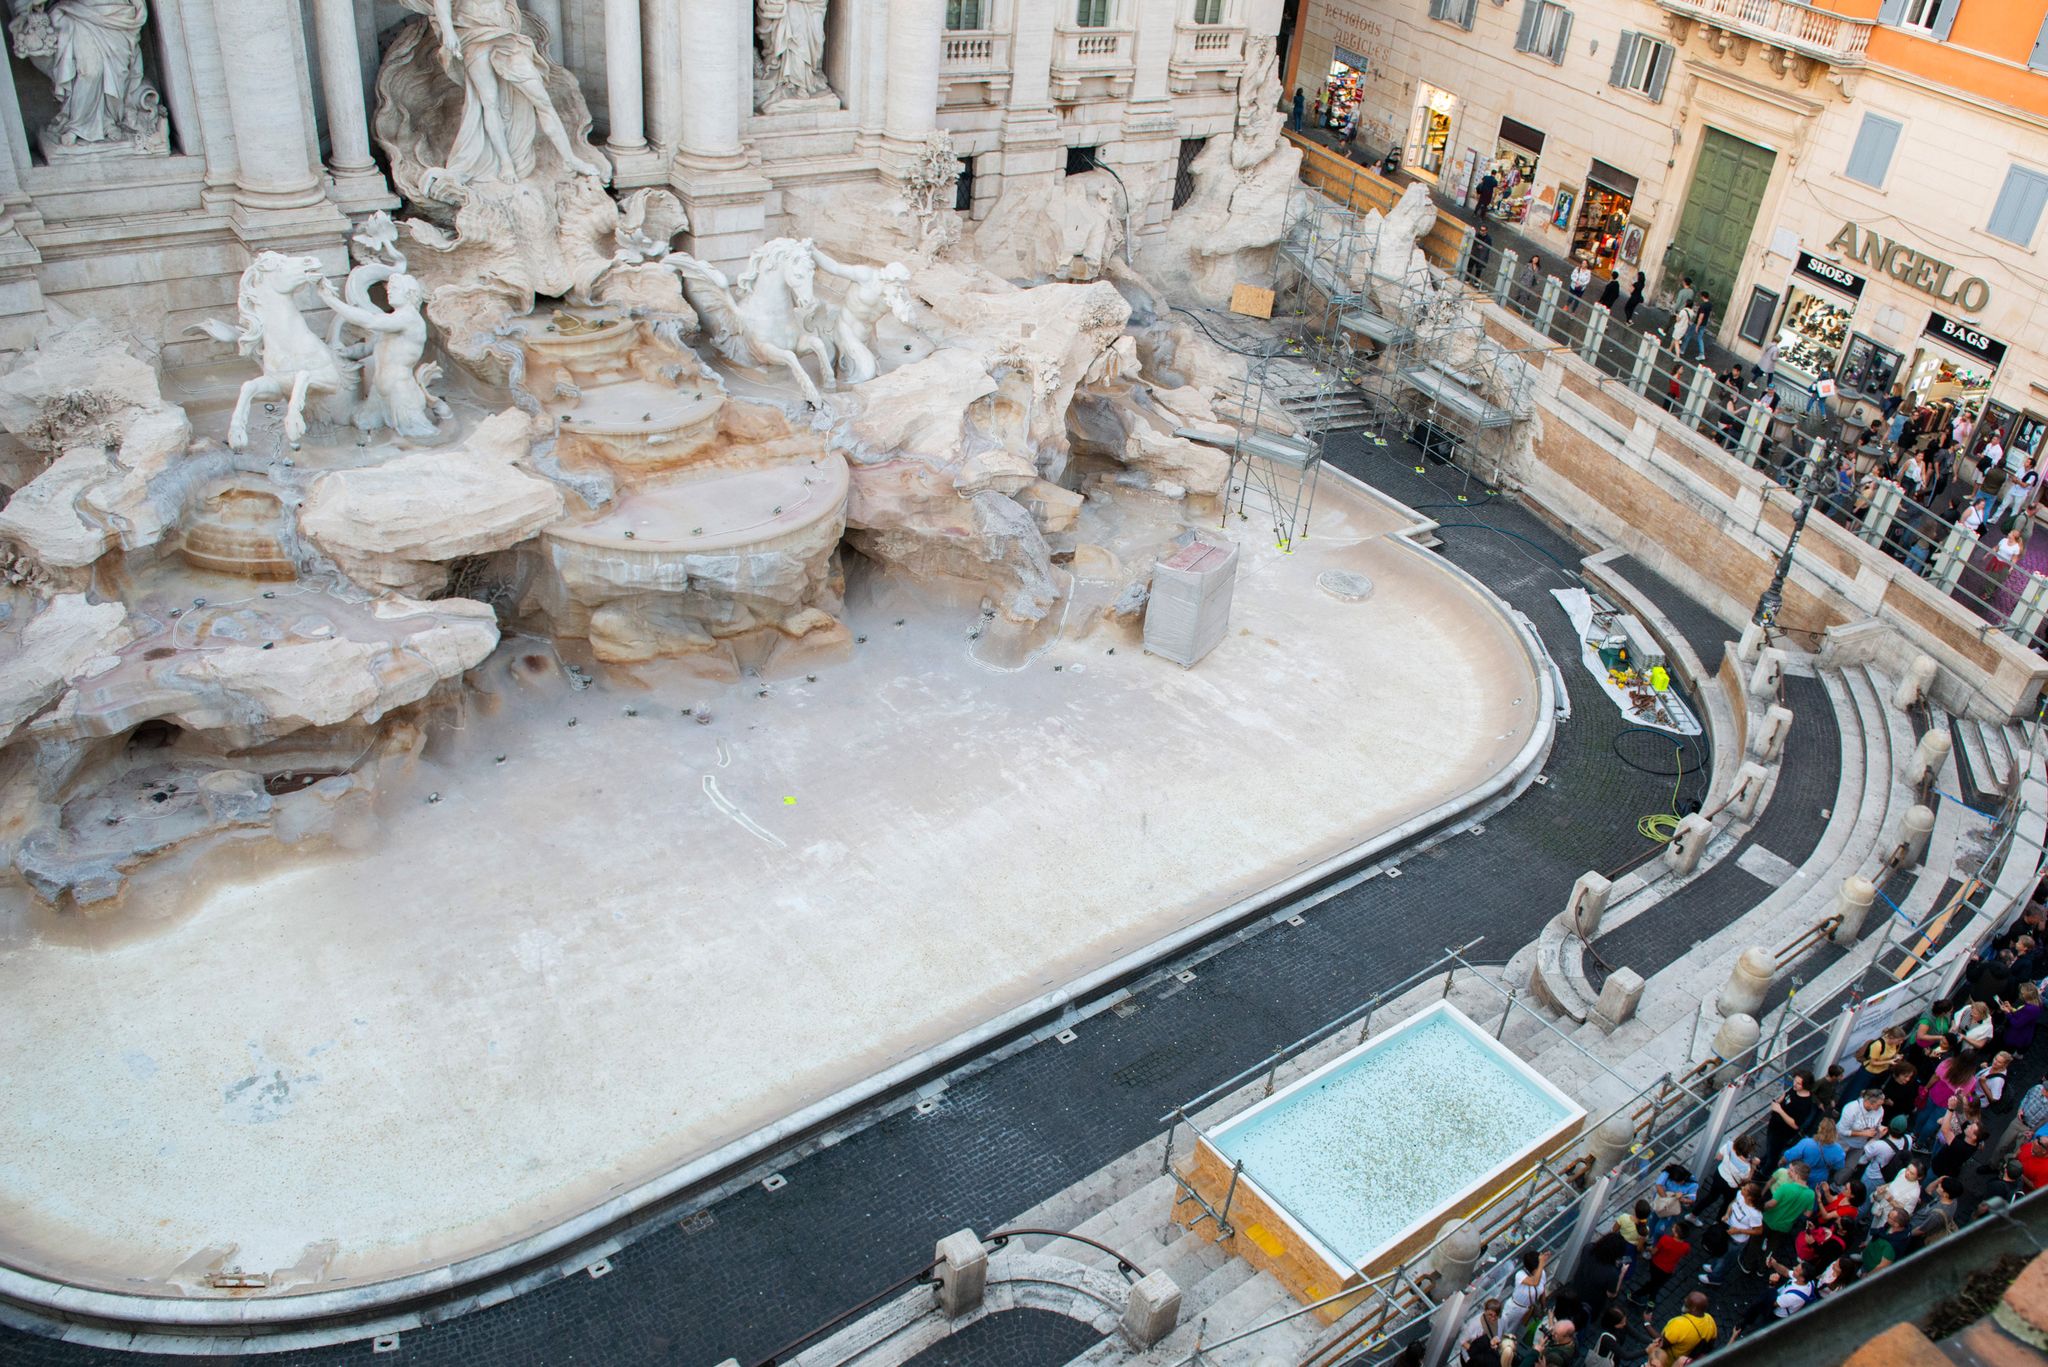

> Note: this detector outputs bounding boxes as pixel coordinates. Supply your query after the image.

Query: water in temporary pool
[1211,1012,1574,1267]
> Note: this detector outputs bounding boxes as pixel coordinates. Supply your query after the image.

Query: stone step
[1152,1266,1302,1364]
[1153,1224,1235,1294]
[1176,1251,1263,1320]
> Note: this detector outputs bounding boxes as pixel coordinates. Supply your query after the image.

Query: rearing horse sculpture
[190,252,357,451]
[663,237,836,406]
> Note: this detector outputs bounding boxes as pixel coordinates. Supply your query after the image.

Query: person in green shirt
[1863,1208,1909,1273]
[1763,1162,1816,1261]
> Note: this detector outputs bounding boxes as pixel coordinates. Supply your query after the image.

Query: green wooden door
[1668,128,1775,310]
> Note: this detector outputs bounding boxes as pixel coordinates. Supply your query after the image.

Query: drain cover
[1317,570,1375,602]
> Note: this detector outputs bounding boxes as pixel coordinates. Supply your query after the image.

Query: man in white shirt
[1861,1117,1910,1190]
[1700,1181,1763,1286]
[1998,460,2041,524]
[1837,1089,1885,1163]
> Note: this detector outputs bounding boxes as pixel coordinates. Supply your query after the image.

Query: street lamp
[1753,437,1840,632]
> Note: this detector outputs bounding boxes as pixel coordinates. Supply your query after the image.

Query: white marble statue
[190,254,357,452]
[812,249,913,386]
[664,238,835,405]
[7,0,165,155]
[754,0,830,110]
[319,216,450,441]
[396,0,608,196]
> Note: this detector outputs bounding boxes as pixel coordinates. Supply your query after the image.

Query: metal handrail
[750,1256,943,1367]
[984,1228,1147,1282]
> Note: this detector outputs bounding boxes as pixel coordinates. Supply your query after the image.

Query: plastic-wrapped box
[1142,533,1238,667]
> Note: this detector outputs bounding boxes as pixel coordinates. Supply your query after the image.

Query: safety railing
[1458,237,2048,667]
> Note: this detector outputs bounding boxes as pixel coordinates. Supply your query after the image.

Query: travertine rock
[0,594,132,742]
[299,410,563,594]
[33,595,499,746]
[0,406,199,576]
[0,319,166,454]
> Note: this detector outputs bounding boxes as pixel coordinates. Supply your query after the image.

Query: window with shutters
[945,0,985,29]
[1075,0,1110,26]
[1427,0,1478,31]
[1843,113,1902,189]
[1609,31,1671,99]
[1896,0,1952,35]
[1988,165,2048,246]
[2031,14,2048,70]
[1513,0,1572,64]
[1192,0,1225,22]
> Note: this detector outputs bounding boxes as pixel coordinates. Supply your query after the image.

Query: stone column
[676,0,748,168]
[669,0,768,269]
[309,0,393,209]
[527,0,566,64]
[210,0,347,244]
[605,0,662,183]
[998,0,1064,206]
[883,0,945,155]
[644,0,685,157]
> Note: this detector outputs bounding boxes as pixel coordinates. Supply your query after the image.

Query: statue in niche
[394,0,608,199]
[754,0,830,111]
[7,0,167,158]
[318,214,450,441]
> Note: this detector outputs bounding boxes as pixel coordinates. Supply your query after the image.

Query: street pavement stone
[0,433,1749,1367]
[901,1310,1102,1367]
[1609,555,1738,673]
[1593,673,1841,985]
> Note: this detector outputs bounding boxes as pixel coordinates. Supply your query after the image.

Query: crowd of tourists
[1452,898,2048,1366]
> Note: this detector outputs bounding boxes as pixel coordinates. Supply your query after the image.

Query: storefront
[1408,83,1459,180]
[1776,252,1864,386]
[1485,118,1544,225]
[1322,47,1367,133]
[1569,160,1637,277]
[1836,333,1903,403]
[1907,311,2006,454]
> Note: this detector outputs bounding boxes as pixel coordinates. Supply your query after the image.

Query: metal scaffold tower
[1262,180,1541,496]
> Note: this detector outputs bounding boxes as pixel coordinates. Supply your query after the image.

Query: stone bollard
[1907,729,1952,788]
[1662,813,1713,876]
[1717,947,1774,1017]
[1750,705,1794,762]
[1568,872,1613,938]
[1593,967,1646,1032]
[1430,1218,1485,1294]
[1748,647,1786,698]
[1121,1269,1182,1349]
[1830,876,1877,943]
[1730,762,1770,821]
[1897,803,1936,867]
[1893,655,1939,710]
[1736,620,1767,664]
[935,1229,988,1319]
[1711,1013,1761,1080]
[1584,1111,1636,1174]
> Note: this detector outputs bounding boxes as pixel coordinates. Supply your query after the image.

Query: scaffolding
[1266,179,1542,495]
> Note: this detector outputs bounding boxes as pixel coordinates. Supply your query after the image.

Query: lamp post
[1753,437,1839,632]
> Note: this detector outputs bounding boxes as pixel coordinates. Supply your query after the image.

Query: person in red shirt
[2017,1131,2048,1192]
[1628,1223,1694,1306]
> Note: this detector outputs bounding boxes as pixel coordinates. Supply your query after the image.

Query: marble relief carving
[7,0,167,159]
[754,0,832,111]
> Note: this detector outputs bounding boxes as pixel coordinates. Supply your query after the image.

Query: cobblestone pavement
[900,1310,1102,1367]
[3,433,1747,1367]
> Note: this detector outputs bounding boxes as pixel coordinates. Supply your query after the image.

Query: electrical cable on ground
[1609,727,1706,844]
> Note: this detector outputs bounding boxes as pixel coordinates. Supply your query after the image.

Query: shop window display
[1570,184,1632,275]
[1323,60,1364,133]
[1836,333,1902,401]
[1777,289,1852,382]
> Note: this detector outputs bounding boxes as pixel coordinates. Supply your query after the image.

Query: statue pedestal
[38,126,168,165]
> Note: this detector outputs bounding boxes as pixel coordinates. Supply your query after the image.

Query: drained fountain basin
[1181,1003,1583,1312]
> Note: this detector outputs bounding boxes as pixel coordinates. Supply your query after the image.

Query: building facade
[1285,0,2048,461]
[0,0,1263,359]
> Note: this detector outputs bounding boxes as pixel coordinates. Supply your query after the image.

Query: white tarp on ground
[1551,587,1702,737]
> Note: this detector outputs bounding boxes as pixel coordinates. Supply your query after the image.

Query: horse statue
[190,252,357,451]
[663,237,835,406]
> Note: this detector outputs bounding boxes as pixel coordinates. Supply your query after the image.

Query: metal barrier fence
[1443,235,2048,653]
[1167,734,2042,1367]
